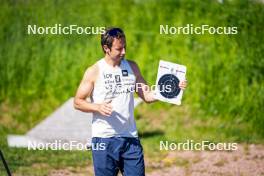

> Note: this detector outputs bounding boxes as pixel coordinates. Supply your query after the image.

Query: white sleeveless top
[91,58,138,138]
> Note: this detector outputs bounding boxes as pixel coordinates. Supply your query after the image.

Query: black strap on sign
[0,150,12,176]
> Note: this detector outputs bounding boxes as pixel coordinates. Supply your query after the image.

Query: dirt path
[147,144,264,176]
[47,144,264,176]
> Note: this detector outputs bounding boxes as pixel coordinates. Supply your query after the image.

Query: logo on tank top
[122,70,128,76]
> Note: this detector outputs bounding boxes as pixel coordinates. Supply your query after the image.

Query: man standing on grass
[74,27,187,176]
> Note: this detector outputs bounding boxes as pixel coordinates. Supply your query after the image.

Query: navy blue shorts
[92,137,145,176]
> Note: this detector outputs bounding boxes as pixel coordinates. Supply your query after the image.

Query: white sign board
[154,60,187,105]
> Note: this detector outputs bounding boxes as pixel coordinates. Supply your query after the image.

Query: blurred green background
[0,0,263,175]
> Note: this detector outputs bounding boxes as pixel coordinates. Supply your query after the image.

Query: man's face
[105,38,126,61]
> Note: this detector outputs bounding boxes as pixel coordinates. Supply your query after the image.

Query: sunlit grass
[0,0,263,175]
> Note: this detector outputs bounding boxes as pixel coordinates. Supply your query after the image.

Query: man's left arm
[128,60,156,103]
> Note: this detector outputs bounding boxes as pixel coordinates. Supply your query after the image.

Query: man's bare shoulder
[127,59,140,76]
[127,59,137,66]
[83,63,99,82]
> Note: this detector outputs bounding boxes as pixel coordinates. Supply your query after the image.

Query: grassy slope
[0,0,263,175]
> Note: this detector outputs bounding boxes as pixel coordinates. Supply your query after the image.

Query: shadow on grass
[139,130,164,139]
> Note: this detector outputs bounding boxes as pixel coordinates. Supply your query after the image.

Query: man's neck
[104,55,121,67]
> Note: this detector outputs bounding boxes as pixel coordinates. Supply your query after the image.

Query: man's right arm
[74,64,112,116]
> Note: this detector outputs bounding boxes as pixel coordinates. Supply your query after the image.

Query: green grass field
[0,0,263,175]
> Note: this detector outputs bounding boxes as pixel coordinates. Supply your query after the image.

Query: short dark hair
[101,27,126,53]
